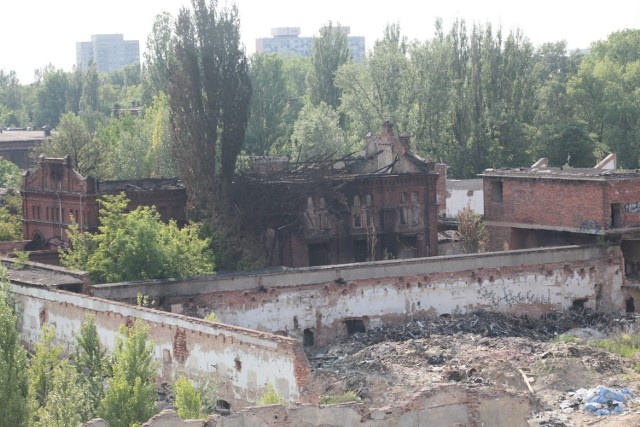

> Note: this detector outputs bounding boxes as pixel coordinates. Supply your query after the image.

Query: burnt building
[21,155,186,248]
[236,122,444,267]
[482,155,640,281]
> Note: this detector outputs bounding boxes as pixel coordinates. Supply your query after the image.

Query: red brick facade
[482,167,640,254]
[21,155,187,248]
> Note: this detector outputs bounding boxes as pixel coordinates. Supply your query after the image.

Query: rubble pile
[304,310,640,426]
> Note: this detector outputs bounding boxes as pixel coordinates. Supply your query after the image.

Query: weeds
[594,334,640,358]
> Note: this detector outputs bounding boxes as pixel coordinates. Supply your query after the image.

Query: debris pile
[303,310,640,426]
[560,386,636,416]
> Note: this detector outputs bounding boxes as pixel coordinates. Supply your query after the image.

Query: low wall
[135,385,530,427]
[10,284,310,410]
[93,245,625,347]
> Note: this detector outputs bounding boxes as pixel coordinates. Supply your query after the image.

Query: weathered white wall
[10,284,309,409]
[193,248,623,343]
[446,179,484,218]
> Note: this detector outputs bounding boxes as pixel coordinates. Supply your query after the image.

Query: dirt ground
[302,310,640,426]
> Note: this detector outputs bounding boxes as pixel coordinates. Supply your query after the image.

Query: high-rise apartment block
[76,34,140,73]
[256,27,365,62]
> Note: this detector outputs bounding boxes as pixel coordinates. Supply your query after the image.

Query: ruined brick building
[21,155,187,249]
[235,122,446,267]
[482,154,640,289]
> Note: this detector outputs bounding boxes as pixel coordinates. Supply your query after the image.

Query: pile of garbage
[560,385,636,416]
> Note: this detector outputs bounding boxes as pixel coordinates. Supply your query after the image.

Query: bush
[174,376,203,420]
[257,383,284,406]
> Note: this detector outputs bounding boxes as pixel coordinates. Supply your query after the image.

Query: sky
[2,0,639,83]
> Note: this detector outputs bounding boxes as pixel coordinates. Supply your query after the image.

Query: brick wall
[94,245,625,348]
[10,284,309,409]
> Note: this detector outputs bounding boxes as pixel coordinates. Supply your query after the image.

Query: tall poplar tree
[308,21,351,110]
[168,0,251,211]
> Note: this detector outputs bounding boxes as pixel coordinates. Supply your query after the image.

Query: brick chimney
[399,131,411,153]
[381,120,394,138]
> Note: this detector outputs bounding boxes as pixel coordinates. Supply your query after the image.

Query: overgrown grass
[319,391,361,405]
[594,334,640,358]
[553,335,580,343]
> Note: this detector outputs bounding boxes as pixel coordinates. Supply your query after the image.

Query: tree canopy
[60,193,215,283]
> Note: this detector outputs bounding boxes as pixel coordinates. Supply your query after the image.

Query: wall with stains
[9,284,310,410]
[93,245,625,348]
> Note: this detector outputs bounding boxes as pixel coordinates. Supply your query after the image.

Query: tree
[308,21,350,110]
[174,375,204,419]
[36,67,70,128]
[99,321,158,427]
[28,325,64,412]
[41,112,105,177]
[32,360,85,427]
[143,12,175,99]
[168,0,251,211]
[73,315,110,419]
[0,278,29,427]
[59,193,215,283]
[0,191,23,241]
[245,54,289,155]
[336,23,410,140]
[289,102,349,160]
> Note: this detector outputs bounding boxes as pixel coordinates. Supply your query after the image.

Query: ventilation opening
[215,399,231,416]
[303,328,315,347]
[626,296,635,313]
[572,298,588,309]
[344,319,366,335]
[234,356,242,371]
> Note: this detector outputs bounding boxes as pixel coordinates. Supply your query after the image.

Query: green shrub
[204,312,218,323]
[174,376,203,420]
[257,383,284,406]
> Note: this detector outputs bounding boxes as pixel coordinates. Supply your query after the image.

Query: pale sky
[2,0,639,83]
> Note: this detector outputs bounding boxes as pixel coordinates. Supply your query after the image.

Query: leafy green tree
[336,23,410,141]
[99,321,158,427]
[41,112,106,177]
[143,12,175,100]
[73,315,110,419]
[0,191,24,241]
[28,325,64,410]
[289,102,348,160]
[0,158,21,190]
[169,0,251,210]
[33,360,85,427]
[308,21,351,110]
[60,193,214,283]
[245,54,289,155]
[0,278,29,427]
[174,375,204,419]
[36,67,70,127]
[568,30,640,168]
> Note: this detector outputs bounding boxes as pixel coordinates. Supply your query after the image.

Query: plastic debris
[565,385,635,416]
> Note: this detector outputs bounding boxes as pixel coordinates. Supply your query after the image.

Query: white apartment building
[256,27,365,62]
[76,34,140,73]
